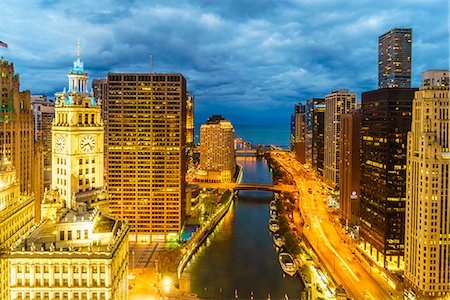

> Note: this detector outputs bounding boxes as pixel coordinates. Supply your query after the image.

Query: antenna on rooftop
[77,38,81,59]
[150,53,153,74]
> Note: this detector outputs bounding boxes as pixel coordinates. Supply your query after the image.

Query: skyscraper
[378,28,412,89]
[359,87,417,269]
[0,59,39,198]
[92,78,108,156]
[107,73,187,242]
[324,89,356,189]
[404,70,449,298]
[339,110,361,226]
[306,98,325,164]
[312,103,326,175]
[290,103,306,164]
[186,93,194,148]
[198,115,235,183]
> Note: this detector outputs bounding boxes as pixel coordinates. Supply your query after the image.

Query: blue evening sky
[0,0,448,126]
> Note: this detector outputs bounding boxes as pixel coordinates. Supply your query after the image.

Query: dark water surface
[188,157,304,299]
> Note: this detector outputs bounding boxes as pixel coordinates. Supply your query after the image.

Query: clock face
[56,135,66,153]
[80,135,95,152]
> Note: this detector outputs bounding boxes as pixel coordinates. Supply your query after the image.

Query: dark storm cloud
[1,0,448,124]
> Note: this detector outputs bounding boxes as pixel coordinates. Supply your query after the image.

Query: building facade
[324,90,356,189]
[92,78,108,156]
[107,73,187,242]
[312,104,326,175]
[9,204,129,300]
[0,157,35,300]
[339,111,361,226]
[186,93,194,148]
[359,87,417,269]
[0,59,39,200]
[378,28,412,89]
[290,103,306,164]
[31,95,55,188]
[306,98,325,165]
[404,71,449,298]
[198,115,236,183]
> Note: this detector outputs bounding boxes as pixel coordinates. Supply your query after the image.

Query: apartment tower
[107,73,187,242]
[324,89,356,188]
[312,103,326,175]
[378,28,412,89]
[339,111,361,226]
[404,70,450,298]
[290,103,306,164]
[306,98,325,164]
[198,115,236,183]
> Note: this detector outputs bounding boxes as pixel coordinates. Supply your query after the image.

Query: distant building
[0,157,35,300]
[290,103,306,164]
[107,73,187,242]
[312,104,326,175]
[306,98,325,165]
[324,89,356,189]
[198,115,236,183]
[421,69,449,87]
[186,93,194,147]
[404,70,450,298]
[378,28,412,89]
[359,87,417,269]
[31,95,55,188]
[339,111,361,226]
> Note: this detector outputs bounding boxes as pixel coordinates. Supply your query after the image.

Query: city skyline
[0,0,448,125]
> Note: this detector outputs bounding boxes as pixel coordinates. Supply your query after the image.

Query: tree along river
[188,157,304,299]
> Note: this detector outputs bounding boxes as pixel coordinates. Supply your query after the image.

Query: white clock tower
[51,43,104,210]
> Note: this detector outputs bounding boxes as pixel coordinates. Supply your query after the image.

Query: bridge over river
[193,182,297,193]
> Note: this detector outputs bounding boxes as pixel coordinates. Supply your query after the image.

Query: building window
[67,231,72,240]
[79,169,83,175]
[84,230,88,239]
[92,167,95,173]
[77,230,81,240]
[60,231,64,241]
[79,159,83,165]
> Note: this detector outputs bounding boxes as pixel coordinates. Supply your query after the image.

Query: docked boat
[269,219,280,233]
[272,233,285,247]
[278,253,297,276]
[270,200,277,210]
[270,209,278,219]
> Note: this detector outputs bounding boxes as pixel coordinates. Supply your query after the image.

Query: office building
[290,103,306,164]
[421,69,449,87]
[107,73,187,242]
[306,98,325,164]
[378,28,412,89]
[324,89,356,189]
[359,87,417,269]
[312,104,326,175]
[31,95,55,188]
[404,71,449,298]
[198,115,236,183]
[339,111,361,226]
[0,157,35,300]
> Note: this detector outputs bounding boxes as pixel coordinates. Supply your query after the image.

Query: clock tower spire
[50,40,105,210]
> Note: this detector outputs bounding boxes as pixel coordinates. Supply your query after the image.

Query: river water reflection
[188,157,304,299]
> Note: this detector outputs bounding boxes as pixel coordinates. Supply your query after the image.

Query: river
[188,156,304,299]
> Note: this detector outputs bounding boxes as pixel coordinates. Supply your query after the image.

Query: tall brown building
[312,104,325,175]
[0,59,42,217]
[107,73,187,242]
[339,111,361,226]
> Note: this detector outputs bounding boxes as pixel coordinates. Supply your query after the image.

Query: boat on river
[270,209,278,219]
[269,219,280,232]
[278,253,297,276]
[270,200,277,210]
[272,233,285,247]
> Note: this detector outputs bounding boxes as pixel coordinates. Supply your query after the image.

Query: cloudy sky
[1,0,448,125]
